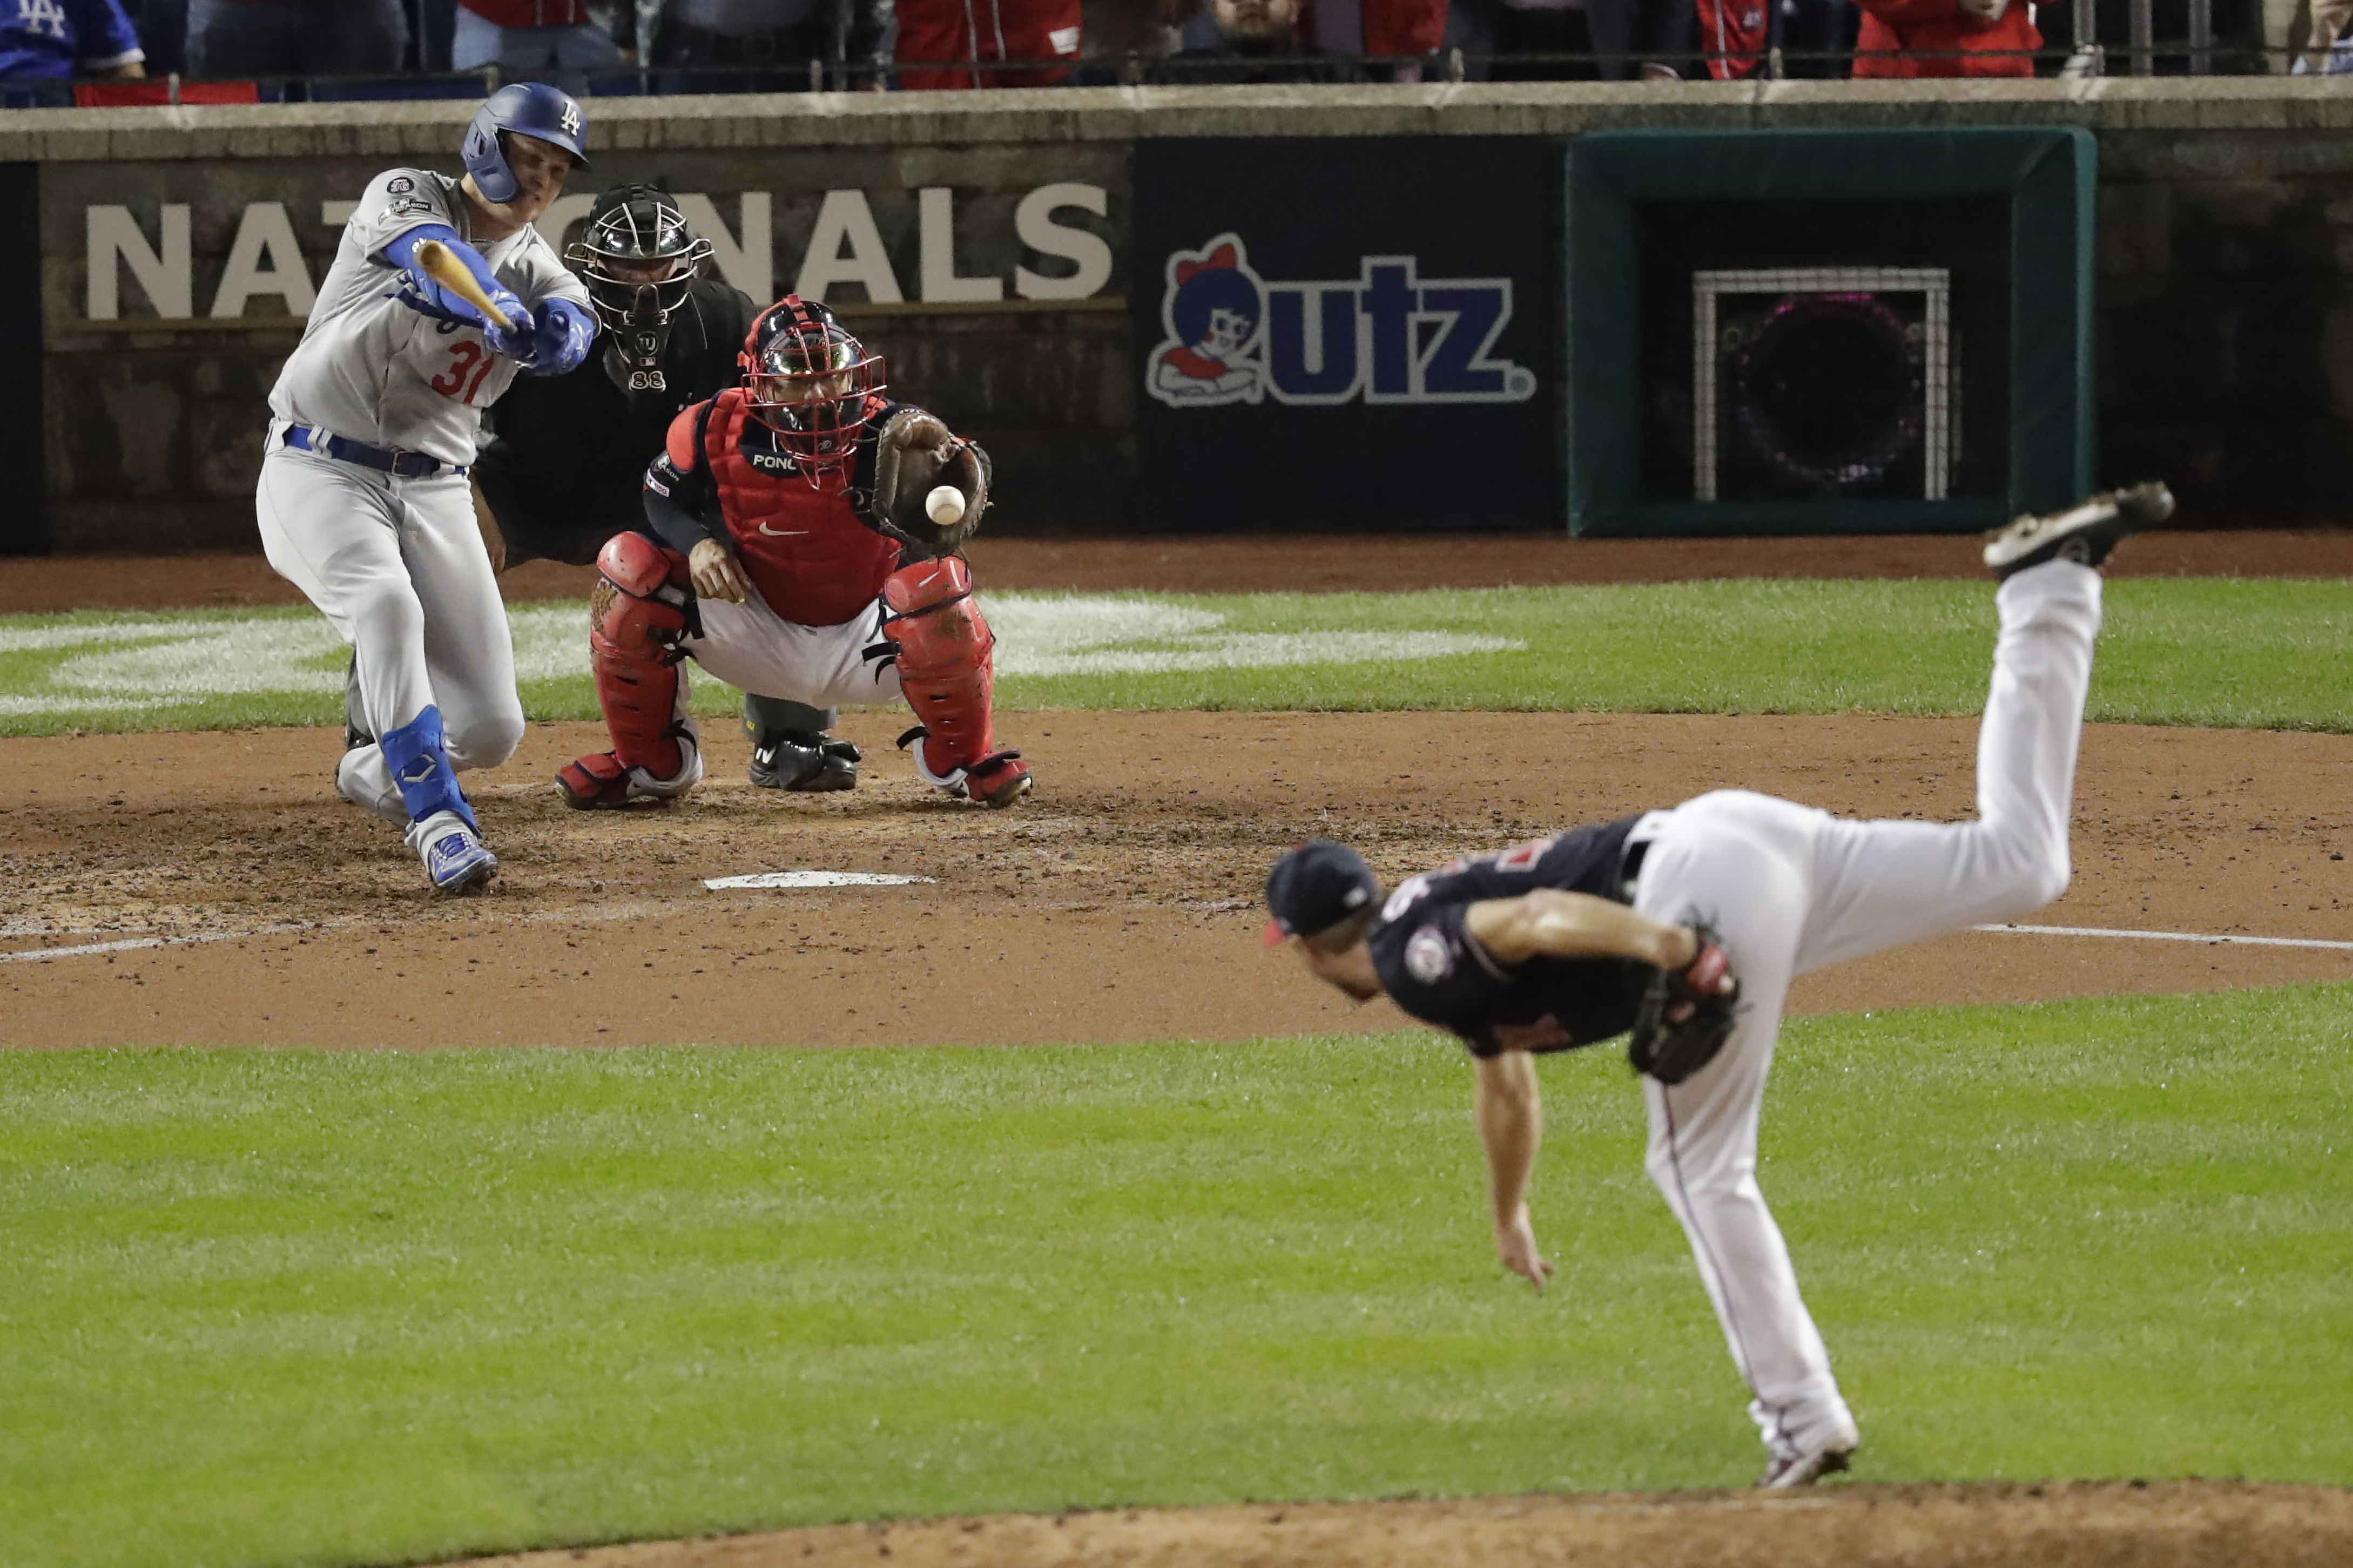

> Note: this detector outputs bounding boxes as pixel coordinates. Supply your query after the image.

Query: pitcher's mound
[451,1481,2352,1567]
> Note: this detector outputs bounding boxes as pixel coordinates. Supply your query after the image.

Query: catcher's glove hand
[1629,923,1740,1085]
[868,408,991,553]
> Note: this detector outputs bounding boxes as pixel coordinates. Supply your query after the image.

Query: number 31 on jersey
[430,342,498,405]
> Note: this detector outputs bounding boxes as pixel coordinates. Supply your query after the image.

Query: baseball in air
[926,485,967,526]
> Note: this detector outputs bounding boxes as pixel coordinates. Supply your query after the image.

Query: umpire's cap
[1264,839,1379,946]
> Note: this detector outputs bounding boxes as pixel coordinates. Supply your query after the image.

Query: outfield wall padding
[10,81,2353,548]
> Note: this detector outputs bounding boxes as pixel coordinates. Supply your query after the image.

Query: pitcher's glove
[867,408,991,553]
[1629,924,1740,1085]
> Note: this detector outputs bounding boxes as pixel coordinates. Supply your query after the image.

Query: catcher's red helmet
[739,296,885,471]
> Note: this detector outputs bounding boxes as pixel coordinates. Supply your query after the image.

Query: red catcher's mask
[739,299,885,475]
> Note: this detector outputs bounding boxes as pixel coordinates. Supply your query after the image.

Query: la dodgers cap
[1263,839,1379,945]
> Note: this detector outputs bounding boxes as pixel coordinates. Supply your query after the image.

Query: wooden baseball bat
[414,239,515,333]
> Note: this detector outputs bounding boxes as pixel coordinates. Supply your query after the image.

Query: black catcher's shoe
[1983,482,2174,580]
[748,729,861,792]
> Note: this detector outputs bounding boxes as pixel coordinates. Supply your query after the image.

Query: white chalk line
[1,900,720,964]
[705,871,935,890]
[1973,923,2353,952]
[0,928,301,964]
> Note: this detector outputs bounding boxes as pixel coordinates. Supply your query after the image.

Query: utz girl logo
[1145,231,1538,411]
[1147,234,1267,408]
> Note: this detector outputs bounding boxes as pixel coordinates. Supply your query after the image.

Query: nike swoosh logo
[756,524,809,537]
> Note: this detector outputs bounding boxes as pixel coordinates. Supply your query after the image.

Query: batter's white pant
[1628,559,2101,1457]
[255,428,524,825]
[677,590,907,711]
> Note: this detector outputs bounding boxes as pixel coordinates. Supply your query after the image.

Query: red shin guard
[882,557,1022,796]
[590,533,692,776]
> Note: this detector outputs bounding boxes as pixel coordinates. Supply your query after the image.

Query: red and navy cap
[1262,839,1379,945]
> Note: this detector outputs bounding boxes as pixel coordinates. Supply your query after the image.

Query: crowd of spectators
[0,0,2275,96]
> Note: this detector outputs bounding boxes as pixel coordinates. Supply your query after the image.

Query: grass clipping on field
[1,984,2348,1568]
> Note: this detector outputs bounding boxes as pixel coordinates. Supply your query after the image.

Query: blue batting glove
[482,295,538,362]
[518,297,597,378]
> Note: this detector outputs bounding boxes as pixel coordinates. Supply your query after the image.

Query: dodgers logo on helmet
[462,83,590,206]
[1145,231,1539,411]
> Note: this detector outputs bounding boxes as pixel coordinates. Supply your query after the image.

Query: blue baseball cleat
[407,809,498,894]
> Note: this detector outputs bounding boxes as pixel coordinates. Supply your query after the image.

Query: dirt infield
[452,1481,2353,1568]
[1,709,2345,1048]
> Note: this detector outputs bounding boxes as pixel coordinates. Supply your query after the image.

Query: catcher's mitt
[1628,923,1740,1086]
[867,407,991,553]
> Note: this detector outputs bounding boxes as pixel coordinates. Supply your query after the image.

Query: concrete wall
[10,79,2353,549]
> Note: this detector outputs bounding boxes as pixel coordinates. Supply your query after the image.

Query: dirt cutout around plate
[0,711,2345,1048]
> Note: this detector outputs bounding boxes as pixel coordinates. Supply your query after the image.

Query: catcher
[557,294,1031,810]
[1264,483,2174,1490]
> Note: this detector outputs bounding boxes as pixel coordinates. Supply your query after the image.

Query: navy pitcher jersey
[1367,814,1654,1058]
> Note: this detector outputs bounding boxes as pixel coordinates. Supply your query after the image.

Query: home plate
[704,871,937,891]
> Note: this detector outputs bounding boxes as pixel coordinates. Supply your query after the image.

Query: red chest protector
[704,389,900,628]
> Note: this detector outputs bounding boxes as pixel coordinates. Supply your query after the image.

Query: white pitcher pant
[257,440,523,824]
[1629,560,2102,1454]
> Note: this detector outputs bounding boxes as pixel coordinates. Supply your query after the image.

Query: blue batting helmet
[462,83,589,205]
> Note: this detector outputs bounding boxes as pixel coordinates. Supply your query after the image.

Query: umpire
[379,183,855,790]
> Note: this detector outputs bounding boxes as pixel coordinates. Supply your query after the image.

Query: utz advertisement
[1132,137,1559,532]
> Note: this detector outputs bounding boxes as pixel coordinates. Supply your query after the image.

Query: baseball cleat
[904,728,1031,808]
[407,810,497,895]
[556,739,702,809]
[1983,481,2173,580]
[1757,1424,1859,1490]
[747,729,860,793]
[963,752,1033,809]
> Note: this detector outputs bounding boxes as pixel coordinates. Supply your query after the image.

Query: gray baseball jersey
[269,168,590,466]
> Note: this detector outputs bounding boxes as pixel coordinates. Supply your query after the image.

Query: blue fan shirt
[0,0,144,79]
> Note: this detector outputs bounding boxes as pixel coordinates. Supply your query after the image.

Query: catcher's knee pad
[590,534,693,775]
[882,557,1029,807]
[596,529,686,598]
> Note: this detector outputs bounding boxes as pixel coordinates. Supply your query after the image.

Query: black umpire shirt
[1366,814,1654,1058]
[474,276,757,565]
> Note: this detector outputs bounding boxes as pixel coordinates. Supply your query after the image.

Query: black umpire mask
[569,183,712,397]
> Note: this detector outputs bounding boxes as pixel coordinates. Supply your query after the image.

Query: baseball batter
[556,295,1032,812]
[1263,485,2172,1487]
[257,83,598,892]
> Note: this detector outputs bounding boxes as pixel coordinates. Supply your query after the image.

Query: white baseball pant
[255,428,524,824]
[1629,559,2102,1457]
[677,590,906,711]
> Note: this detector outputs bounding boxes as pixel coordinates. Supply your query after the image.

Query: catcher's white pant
[255,426,524,825]
[677,590,906,711]
[1629,559,2101,1458]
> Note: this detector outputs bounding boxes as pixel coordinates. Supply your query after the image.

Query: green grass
[1,577,2346,737]
[3,985,2348,1568]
